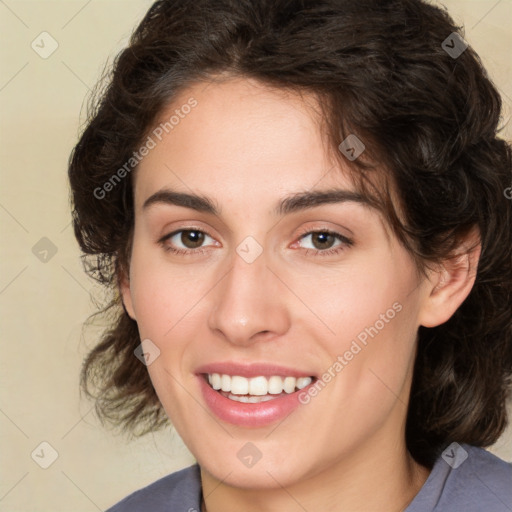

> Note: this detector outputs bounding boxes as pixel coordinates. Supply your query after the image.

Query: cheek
[127,248,206,423]
[129,247,212,339]
[310,257,412,343]
[314,255,420,398]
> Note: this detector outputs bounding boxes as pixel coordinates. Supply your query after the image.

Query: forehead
[134,77,358,205]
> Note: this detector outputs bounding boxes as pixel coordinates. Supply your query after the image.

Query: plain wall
[0,1,510,510]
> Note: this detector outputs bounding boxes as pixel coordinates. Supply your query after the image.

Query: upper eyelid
[295,225,351,240]
[160,226,215,241]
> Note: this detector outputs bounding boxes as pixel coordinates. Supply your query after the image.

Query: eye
[295,229,353,256]
[158,227,353,257]
[158,228,217,255]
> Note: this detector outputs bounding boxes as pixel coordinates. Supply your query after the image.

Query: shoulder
[408,443,512,512]
[105,464,202,512]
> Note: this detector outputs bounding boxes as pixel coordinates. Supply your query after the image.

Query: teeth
[231,375,249,395]
[221,374,230,392]
[249,376,268,395]
[268,375,284,394]
[227,393,276,403]
[283,376,296,393]
[296,377,312,389]
[207,374,312,395]
[210,373,221,390]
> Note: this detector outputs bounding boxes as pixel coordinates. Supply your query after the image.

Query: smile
[195,363,318,427]
[205,374,313,403]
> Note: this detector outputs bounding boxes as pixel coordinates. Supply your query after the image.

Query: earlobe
[119,271,137,321]
[418,229,481,328]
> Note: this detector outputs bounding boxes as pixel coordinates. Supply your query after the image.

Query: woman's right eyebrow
[142,187,373,217]
[142,189,219,215]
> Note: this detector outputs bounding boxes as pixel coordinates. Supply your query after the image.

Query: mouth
[195,362,318,426]
[195,361,318,428]
[202,373,315,403]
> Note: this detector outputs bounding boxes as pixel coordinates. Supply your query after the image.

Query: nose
[207,244,291,347]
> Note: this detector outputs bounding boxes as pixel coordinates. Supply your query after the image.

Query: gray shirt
[106,444,512,511]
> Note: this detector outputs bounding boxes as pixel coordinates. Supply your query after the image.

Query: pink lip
[195,361,316,378]
[197,375,314,428]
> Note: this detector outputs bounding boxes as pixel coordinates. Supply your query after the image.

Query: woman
[68,0,512,510]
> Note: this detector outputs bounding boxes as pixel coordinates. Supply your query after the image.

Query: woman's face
[122,77,433,488]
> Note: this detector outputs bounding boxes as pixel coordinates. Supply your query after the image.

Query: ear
[418,227,481,328]
[119,269,137,321]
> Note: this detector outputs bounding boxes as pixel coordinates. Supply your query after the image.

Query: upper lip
[195,361,316,379]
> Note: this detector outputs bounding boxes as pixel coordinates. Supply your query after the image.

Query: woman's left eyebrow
[142,187,372,216]
[276,189,372,215]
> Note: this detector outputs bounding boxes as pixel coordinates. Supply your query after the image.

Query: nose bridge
[207,238,290,345]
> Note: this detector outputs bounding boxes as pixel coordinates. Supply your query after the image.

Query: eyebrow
[142,188,372,216]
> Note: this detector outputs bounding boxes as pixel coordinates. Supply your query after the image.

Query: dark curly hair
[68,0,512,468]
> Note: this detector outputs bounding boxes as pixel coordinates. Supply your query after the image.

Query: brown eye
[295,229,353,256]
[310,232,337,250]
[159,228,215,254]
[179,230,205,249]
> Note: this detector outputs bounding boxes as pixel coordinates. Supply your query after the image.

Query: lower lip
[198,376,312,428]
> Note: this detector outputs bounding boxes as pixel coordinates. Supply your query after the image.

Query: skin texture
[121,77,480,512]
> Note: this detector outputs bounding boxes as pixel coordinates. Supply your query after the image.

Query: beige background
[0,1,510,510]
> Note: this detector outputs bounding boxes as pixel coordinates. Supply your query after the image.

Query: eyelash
[158,227,353,258]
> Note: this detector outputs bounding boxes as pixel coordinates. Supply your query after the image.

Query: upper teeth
[207,374,312,395]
